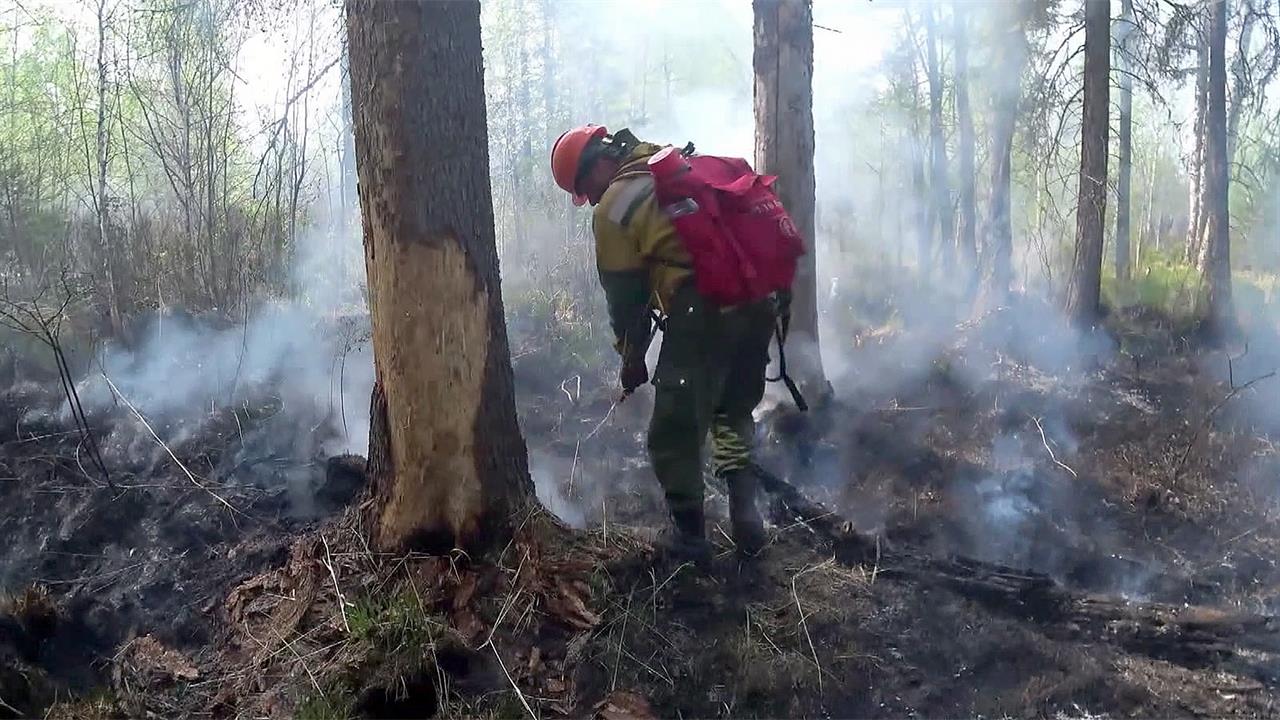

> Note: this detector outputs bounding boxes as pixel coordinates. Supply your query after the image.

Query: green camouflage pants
[648,286,776,513]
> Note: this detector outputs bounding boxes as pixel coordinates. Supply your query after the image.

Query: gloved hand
[620,356,649,394]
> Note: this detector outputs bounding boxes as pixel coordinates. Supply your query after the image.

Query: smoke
[62,214,374,473]
[528,449,588,528]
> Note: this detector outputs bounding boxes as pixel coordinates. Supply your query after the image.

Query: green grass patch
[346,589,442,650]
[295,689,355,720]
[1105,253,1280,328]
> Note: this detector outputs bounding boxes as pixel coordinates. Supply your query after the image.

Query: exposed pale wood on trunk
[346,0,533,553]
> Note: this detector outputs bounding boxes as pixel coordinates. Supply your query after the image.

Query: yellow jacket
[591,134,693,359]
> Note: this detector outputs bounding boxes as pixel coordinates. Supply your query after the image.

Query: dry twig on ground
[1029,414,1079,478]
[101,372,243,517]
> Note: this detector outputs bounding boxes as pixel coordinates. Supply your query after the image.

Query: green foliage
[506,271,612,381]
[294,690,354,720]
[1105,252,1280,329]
[346,590,442,651]
[1104,254,1202,317]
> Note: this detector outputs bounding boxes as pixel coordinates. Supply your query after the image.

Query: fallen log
[751,461,1280,680]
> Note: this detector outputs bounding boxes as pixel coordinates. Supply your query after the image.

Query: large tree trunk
[753,0,828,398]
[1196,0,1237,338]
[972,1,1028,316]
[924,3,954,272]
[1187,25,1209,263]
[1114,0,1134,282]
[1064,0,1111,326]
[953,0,977,278]
[346,0,533,554]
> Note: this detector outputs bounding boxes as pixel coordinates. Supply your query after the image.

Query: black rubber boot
[726,469,768,557]
[662,505,712,567]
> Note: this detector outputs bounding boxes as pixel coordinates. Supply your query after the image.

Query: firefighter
[550,123,775,559]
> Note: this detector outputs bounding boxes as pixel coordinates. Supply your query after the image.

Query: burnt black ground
[530,302,1280,718]
[4,302,1280,718]
[0,381,364,713]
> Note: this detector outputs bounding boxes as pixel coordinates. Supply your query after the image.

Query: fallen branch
[611,589,634,691]
[1173,370,1278,483]
[489,643,537,720]
[320,534,350,633]
[101,373,243,517]
[752,463,1280,674]
[585,398,620,441]
[1028,415,1078,478]
[0,693,23,716]
[791,559,832,692]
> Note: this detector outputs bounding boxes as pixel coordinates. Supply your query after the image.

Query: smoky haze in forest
[7,0,1279,578]
[487,0,1117,561]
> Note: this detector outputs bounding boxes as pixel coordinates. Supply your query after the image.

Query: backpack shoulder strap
[605,172,655,227]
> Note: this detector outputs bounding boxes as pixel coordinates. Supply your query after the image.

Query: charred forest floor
[4,295,1280,719]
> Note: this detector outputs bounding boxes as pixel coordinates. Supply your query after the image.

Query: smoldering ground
[1,0,1269,611]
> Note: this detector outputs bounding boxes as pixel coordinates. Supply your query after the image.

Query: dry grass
[0,583,57,639]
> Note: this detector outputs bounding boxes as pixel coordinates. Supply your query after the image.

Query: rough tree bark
[346,0,533,553]
[1064,0,1111,326]
[1196,0,1237,339]
[953,0,977,277]
[753,0,828,398]
[924,3,954,271]
[972,1,1029,316]
[1114,0,1134,281]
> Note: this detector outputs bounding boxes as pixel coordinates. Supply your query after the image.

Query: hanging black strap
[649,308,667,332]
[766,316,808,412]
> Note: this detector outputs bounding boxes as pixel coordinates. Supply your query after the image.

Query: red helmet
[551,124,608,206]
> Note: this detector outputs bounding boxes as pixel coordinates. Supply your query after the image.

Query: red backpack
[647,146,804,307]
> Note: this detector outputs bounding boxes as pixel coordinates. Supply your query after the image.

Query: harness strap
[764,300,808,411]
[770,320,809,412]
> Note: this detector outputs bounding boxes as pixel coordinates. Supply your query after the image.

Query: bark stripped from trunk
[1065,0,1112,326]
[346,0,533,554]
[1196,0,1237,339]
[1115,0,1134,282]
[753,0,828,398]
